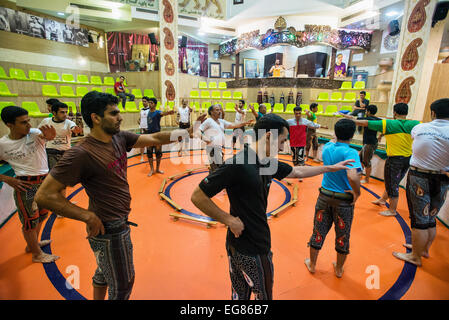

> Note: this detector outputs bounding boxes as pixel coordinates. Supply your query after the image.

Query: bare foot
[156,170,164,174]
[361,179,369,184]
[332,262,344,278]
[32,252,60,264]
[299,178,303,182]
[57,214,64,219]
[147,170,154,177]
[392,251,422,267]
[403,244,429,258]
[379,210,396,217]
[25,240,52,253]
[372,199,387,206]
[304,258,315,274]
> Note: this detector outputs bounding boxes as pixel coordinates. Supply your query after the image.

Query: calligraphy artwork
[164,54,175,76]
[163,27,175,50]
[165,80,176,101]
[162,0,174,23]
[408,0,431,33]
[395,76,415,104]
[401,38,423,71]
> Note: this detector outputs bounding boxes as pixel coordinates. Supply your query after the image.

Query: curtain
[107,32,159,73]
[178,37,208,77]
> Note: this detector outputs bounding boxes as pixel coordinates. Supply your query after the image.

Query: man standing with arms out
[304,119,361,278]
[176,98,192,157]
[192,113,353,300]
[35,91,205,300]
[114,76,135,111]
[0,106,58,263]
[392,99,449,267]
[343,105,380,184]
[304,103,328,163]
[232,100,247,150]
[198,104,252,173]
[146,97,175,176]
[287,106,323,182]
[349,103,420,216]
[138,96,150,162]
[249,103,271,121]
[39,102,81,218]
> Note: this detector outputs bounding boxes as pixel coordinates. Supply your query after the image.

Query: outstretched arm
[38,125,56,141]
[286,159,355,179]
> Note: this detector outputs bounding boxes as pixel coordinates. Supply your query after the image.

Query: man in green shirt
[348,103,420,216]
[305,103,328,163]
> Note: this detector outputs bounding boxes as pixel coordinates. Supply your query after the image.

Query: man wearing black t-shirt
[344,104,380,183]
[350,91,369,118]
[191,113,353,300]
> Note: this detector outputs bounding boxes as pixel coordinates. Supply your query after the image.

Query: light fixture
[386,11,398,17]
[112,8,121,18]
[198,31,205,36]
[57,12,65,16]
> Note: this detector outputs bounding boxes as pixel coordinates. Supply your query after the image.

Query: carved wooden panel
[165,80,176,101]
[163,27,174,50]
[162,0,174,23]
[408,0,431,33]
[401,38,423,71]
[164,54,175,76]
[395,76,415,104]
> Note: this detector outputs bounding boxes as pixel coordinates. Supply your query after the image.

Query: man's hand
[196,113,207,123]
[71,126,81,135]
[321,125,329,129]
[39,124,56,140]
[328,159,356,172]
[342,114,355,120]
[244,120,255,126]
[3,176,33,192]
[344,189,360,206]
[249,103,255,111]
[227,216,244,238]
[85,212,105,239]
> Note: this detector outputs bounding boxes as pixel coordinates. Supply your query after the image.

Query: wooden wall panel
[423,63,449,122]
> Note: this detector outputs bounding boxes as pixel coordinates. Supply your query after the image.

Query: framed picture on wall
[352,70,368,87]
[244,58,260,78]
[222,72,232,78]
[232,64,243,78]
[233,0,244,4]
[209,62,221,78]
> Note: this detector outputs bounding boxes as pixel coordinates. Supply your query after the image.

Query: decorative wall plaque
[164,54,175,76]
[407,0,431,33]
[401,38,423,71]
[163,27,175,50]
[395,76,416,104]
[165,80,176,101]
[163,0,174,23]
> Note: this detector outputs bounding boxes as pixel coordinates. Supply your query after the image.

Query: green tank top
[307,111,317,123]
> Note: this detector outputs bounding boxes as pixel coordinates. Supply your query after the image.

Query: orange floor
[1,150,449,300]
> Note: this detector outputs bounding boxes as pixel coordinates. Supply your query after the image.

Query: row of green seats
[316,91,370,102]
[0,81,18,97]
[190,90,243,100]
[340,81,366,90]
[198,81,227,90]
[41,85,155,99]
[0,66,127,86]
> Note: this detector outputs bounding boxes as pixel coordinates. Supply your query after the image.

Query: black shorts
[360,144,377,168]
[147,145,162,159]
[179,122,190,129]
[308,192,354,255]
[407,169,449,230]
[291,146,305,166]
[384,156,410,198]
[140,128,149,134]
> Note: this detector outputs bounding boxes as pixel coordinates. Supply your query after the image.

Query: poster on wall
[45,19,64,42]
[28,15,45,39]
[9,9,29,35]
[352,70,368,87]
[178,0,226,20]
[62,25,75,44]
[187,49,200,76]
[329,49,350,78]
[244,59,260,78]
[0,7,12,31]
[73,27,89,47]
[380,29,400,54]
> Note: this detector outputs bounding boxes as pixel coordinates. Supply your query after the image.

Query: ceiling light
[386,11,398,17]
[198,31,205,36]
[57,12,65,16]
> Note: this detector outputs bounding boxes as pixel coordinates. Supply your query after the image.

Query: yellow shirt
[272,67,282,77]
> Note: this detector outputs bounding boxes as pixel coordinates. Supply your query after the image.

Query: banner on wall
[380,29,400,54]
[0,6,89,47]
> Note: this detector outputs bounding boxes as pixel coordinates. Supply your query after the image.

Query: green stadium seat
[46,72,62,83]
[156,101,161,110]
[225,102,236,112]
[199,81,208,89]
[59,86,77,98]
[218,81,227,89]
[63,101,78,114]
[233,91,243,100]
[0,101,14,114]
[272,103,284,114]
[190,101,200,112]
[165,101,175,110]
[343,92,356,103]
[340,81,352,90]
[354,81,365,90]
[0,82,18,97]
[316,92,329,102]
[251,103,259,112]
[22,101,49,118]
[105,87,116,95]
[103,76,115,86]
[340,105,353,113]
[125,101,139,113]
[208,82,217,89]
[132,89,143,99]
[10,68,30,81]
[117,102,126,113]
[190,90,200,99]
[42,85,60,97]
[365,92,371,101]
[222,91,232,99]
[323,105,338,117]
[29,70,46,82]
[77,74,90,84]
[202,101,211,112]
[300,104,309,115]
[76,87,89,97]
[90,75,102,85]
[0,66,10,79]
[285,104,296,114]
[316,104,324,114]
[329,92,342,102]
[144,89,155,98]
[211,90,221,99]
[62,74,76,83]
[200,91,210,99]
[91,87,103,92]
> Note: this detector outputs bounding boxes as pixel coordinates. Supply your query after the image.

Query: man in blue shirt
[146,97,175,177]
[305,119,361,278]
